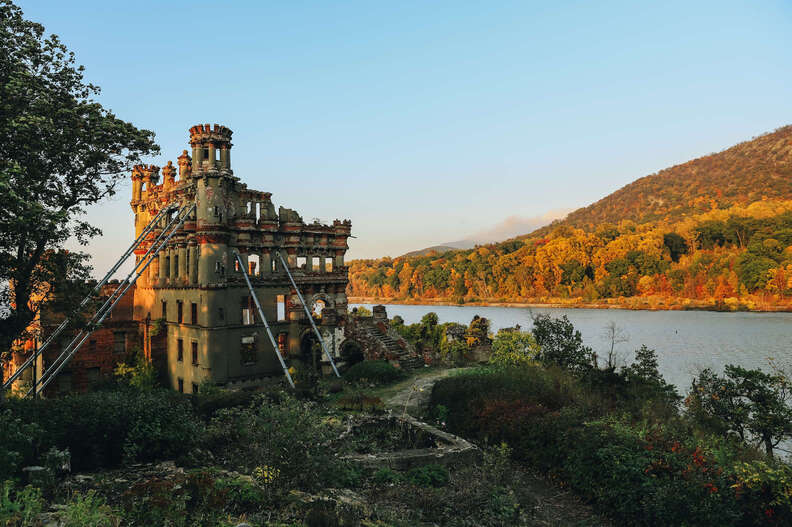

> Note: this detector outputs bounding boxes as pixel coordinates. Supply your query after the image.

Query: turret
[162,160,176,191]
[131,165,144,202]
[189,123,233,172]
[177,150,192,180]
[138,164,160,197]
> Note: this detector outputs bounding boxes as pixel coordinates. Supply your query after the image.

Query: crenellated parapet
[189,123,233,171]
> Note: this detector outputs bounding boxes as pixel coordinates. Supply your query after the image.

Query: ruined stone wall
[129,124,352,391]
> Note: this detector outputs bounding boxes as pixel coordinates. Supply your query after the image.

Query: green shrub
[0,481,44,527]
[343,360,406,385]
[404,464,449,487]
[372,468,401,486]
[334,393,384,412]
[431,367,792,526]
[0,409,41,481]
[62,490,120,527]
[203,392,342,492]
[214,475,266,512]
[192,388,258,419]
[2,388,201,471]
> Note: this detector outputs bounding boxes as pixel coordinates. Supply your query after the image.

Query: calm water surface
[352,304,792,391]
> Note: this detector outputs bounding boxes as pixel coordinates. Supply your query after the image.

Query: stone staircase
[358,324,424,371]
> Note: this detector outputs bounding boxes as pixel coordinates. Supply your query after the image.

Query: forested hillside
[348,126,792,310]
[539,125,792,232]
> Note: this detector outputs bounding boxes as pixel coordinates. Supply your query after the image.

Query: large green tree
[0,1,159,354]
[688,365,792,457]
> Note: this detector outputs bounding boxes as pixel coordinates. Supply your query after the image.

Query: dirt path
[384,367,466,415]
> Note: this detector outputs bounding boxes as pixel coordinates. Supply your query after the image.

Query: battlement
[189,123,233,145]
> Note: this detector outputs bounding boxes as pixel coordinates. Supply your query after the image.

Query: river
[351,303,792,392]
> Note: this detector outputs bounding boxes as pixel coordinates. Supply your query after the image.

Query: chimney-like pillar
[178,244,187,282]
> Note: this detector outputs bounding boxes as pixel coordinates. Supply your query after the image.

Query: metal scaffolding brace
[27,203,195,397]
[2,204,177,392]
[275,251,340,378]
[233,251,295,388]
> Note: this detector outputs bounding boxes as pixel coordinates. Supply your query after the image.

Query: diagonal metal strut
[2,204,176,392]
[233,251,295,388]
[28,204,195,396]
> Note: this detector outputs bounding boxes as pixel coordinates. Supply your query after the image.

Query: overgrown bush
[0,481,43,527]
[192,387,259,419]
[0,409,41,481]
[62,490,119,527]
[1,388,201,472]
[203,392,346,493]
[431,367,792,526]
[343,360,406,385]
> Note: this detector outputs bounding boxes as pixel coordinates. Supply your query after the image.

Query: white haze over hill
[398,209,573,257]
[445,208,573,249]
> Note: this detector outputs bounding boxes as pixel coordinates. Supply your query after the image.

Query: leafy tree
[113,348,157,390]
[531,314,593,373]
[663,232,688,262]
[0,1,159,354]
[465,315,490,348]
[418,312,442,351]
[688,365,792,456]
[736,253,776,291]
[621,345,679,404]
[489,329,539,367]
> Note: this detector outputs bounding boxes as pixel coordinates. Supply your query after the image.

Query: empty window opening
[174,254,179,276]
[241,335,257,365]
[215,260,225,275]
[161,300,167,320]
[241,296,254,325]
[177,301,183,324]
[218,307,225,322]
[202,148,208,161]
[248,254,259,275]
[178,378,184,393]
[192,382,198,394]
[191,341,198,365]
[186,250,190,273]
[177,339,184,362]
[165,256,171,278]
[191,303,198,325]
[113,332,126,354]
[297,256,307,269]
[276,295,286,321]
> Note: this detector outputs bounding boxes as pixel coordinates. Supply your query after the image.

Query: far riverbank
[349,302,792,392]
[348,296,792,313]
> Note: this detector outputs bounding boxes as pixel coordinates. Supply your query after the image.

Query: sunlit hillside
[349,126,792,311]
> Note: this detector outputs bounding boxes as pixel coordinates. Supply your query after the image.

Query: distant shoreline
[347,297,792,313]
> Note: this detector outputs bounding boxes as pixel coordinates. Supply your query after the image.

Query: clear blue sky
[17,0,792,273]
